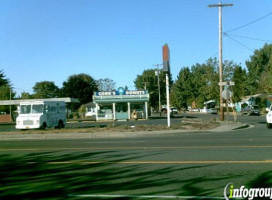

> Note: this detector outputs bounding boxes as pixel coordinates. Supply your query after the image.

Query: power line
[224,33,272,43]
[225,11,272,33]
[224,33,254,52]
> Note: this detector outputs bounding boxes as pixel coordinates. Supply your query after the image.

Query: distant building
[93,87,149,121]
[235,94,272,112]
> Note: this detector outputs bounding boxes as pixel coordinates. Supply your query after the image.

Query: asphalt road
[0,113,271,199]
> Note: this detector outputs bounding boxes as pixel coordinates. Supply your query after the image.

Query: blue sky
[0,0,271,95]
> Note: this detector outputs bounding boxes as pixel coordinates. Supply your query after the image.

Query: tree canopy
[97,78,116,91]
[0,70,10,87]
[61,73,98,105]
[33,81,60,98]
[2,43,272,113]
[170,58,242,109]
[0,70,15,113]
[246,43,272,94]
[134,69,169,109]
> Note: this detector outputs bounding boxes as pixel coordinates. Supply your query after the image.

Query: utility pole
[208,2,233,121]
[162,44,171,127]
[153,64,162,112]
[9,88,12,117]
[165,72,170,127]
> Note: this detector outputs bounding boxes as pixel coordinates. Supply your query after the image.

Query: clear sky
[0,0,271,95]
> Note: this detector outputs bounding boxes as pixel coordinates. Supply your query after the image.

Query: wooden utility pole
[208,2,233,121]
[153,64,162,112]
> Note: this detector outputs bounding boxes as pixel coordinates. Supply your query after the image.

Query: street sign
[218,82,227,86]
[222,89,233,99]
[162,44,170,73]
[219,81,235,86]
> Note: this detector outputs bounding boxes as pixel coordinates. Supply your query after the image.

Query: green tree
[259,52,272,94]
[260,66,272,94]
[97,78,116,91]
[0,70,16,114]
[170,67,193,109]
[134,69,167,109]
[170,58,241,110]
[231,66,248,103]
[61,73,98,106]
[0,70,9,87]
[19,92,34,99]
[189,59,219,107]
[246,43,272,94]
[33,81,60,98]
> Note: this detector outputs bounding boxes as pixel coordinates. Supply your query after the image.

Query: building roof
[0,98,80,106]
[93,89,149,104]
[93,94,149,104]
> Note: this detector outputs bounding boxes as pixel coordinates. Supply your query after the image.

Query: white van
[266,106,272,128]
[16,101,66,130]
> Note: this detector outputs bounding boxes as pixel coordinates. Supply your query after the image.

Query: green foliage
[231,66,247,103]
[246,43,272,94]
[0,70,12,101]
[255,97,267,110]
[97,78,116,91]
[61,73,98,106]
[20,92,34,99]
[78,105,87,118]
[0,70,10,87]
[171,58,220,109]
[134,69,168,109]
[170,67,192,109]
[33,81,60,98]
[0,70,16,113]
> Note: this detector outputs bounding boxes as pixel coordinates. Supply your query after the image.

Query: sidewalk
[0,121,250,141]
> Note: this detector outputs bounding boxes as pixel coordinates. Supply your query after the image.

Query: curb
[0,122,250,141]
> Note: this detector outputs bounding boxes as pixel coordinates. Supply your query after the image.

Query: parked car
[207,108,217,114]
[161,107,178,114]
[170,107,178,114]
[241,105,260,115]
[266,106,272,128]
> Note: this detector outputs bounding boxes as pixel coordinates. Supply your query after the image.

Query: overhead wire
[224,33,254,52]
[224,33,272,43]
[225,11,272,33]
[223,11,272,52]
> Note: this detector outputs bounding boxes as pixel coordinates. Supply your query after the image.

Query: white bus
[16,101,66,130]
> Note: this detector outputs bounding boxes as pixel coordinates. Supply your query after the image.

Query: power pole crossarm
[208,3,233,8]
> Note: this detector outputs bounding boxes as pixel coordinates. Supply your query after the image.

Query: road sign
[218,82,227,86]
[219,81,235,86]
[222,89,233,99]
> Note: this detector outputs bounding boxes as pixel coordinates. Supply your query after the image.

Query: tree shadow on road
[0,151,269,200]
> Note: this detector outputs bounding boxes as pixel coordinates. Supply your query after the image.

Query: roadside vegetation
[1,118,219,135]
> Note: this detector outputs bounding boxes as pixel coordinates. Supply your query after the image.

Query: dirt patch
[1,121,219,135]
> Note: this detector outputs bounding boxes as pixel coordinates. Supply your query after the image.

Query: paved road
[0,113,271,199]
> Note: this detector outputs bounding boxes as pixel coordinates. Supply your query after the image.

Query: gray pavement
[0,121,250,140]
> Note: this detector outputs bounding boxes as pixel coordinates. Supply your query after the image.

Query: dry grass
[4,120,219,135]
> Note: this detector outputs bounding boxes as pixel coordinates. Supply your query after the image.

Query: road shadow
[1,151,270,200]
[245,171,272,200]
[0,151,211,199]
